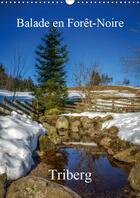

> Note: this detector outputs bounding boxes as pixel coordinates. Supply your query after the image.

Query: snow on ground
[0,111,46,180]
[64,112,140,146]
[68,90,137,99]
[0,90,33,98]
[67,90,84,100]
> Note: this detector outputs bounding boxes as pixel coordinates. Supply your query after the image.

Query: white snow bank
[68,90,84,100]
[0,90,33,98]
[0,111,46,180]
[64,112,140,146]
[102,112,140,146]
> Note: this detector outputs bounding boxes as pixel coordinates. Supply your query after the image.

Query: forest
[0,63,34,91]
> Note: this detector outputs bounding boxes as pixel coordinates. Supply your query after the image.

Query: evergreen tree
[0,63,8,89]
[90,70,101,86]
[122,79,130,86]
[35,27,68,113]
[100,74,113,85]
[89,68,113,86]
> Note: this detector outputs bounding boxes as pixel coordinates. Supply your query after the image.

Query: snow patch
[0,90,33,98]
[64,112,140,146]
[0,111,46,180]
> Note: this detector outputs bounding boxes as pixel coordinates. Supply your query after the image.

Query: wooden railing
[66,89,140,113]
[1,89,140,115]
[75,96,140,113]
[0,97,37,117]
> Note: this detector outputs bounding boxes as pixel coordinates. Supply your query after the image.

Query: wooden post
[112,99,115,112]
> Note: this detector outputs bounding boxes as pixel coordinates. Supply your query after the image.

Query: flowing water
[43,146,130,198]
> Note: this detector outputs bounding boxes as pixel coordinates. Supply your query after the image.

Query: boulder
[0,173,6,198]
[71,120,81,128]
[71,126,79,133]
[101,115,113,122]
[58,130,69,137]
[70,120,81,133]
[56,117,69,130]
[43,123,60,144]
[58,129,70,142]
[68,116,81,122]
[128,164,140,192]
[70,132,80,141]
[80,117,94,128]
[113,147,140,164]
[71,120,81,132]
[29,162,54,179]
[99,137,112,148]
[6,176,81,198]
[40,115,58,125]
[93,121,102,131]
[39,135,56,152]
[92,116,102,122]
[107,126,118,136]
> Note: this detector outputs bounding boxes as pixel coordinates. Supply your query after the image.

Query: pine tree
[89,68,112,86]
[35,27,68,113]
[0,64,8,89]
[100,74,113,85]
[90,70,101,86]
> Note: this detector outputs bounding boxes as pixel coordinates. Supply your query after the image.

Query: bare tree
[8,51,27,101]
[73,63,97,109]
[122,48,140,86]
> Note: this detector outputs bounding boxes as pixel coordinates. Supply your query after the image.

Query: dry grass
[68,85,140,92]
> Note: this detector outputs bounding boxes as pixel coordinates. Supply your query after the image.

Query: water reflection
[42,146,130,198]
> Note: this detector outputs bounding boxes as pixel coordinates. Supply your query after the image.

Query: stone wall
[43,114,113,143]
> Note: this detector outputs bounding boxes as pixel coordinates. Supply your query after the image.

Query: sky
[0,1,140,86]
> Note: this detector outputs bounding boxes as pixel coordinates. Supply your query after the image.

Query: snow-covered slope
[0,90,33,98]
[64,112,140,146]
[0,112,46,180]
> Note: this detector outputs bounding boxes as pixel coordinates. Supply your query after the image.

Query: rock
[40,115,58,125]
[68,116,81,122]
[56,117,69,130]
[99,137,112,148]
[129,191,140,198]
[59,130,70,142]
[0,173,6,198]
[71,132,80,141]
[113,147,140,164]
[80,117,94,128]
[81,136,92,142]
[71,120,81,133]
[108,126,118,136]
[43,123,61,144]
[29,162,54,179]
[91,147,106,156]
[45,108,61,115]
[128,164,140,192]
[93,121,102,131]
[39,135,56,152]
[6,176,81,198]
[58,130,69,136]
[92,116,102,122]
[101,115,113,122]
[71,127,79,133]
[71,120,81,128]
[55,152,63,157]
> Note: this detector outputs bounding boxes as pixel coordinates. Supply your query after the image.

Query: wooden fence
[1,88,140,115]
[66,89,140,113]
[0,97,37,117]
